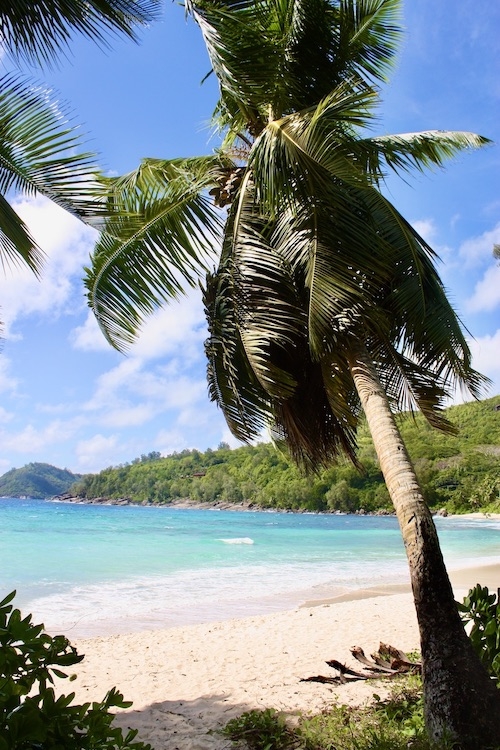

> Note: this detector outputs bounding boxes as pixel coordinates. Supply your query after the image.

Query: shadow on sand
[112,693,262,750]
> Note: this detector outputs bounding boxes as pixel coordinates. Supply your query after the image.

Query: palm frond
[229,181,308,397]
[85,156,225,350]
[247,84,380,220]
[373,344,454,428]
[387,282,489,401]
[0,0,160,67]
[194,0,275,133]
[0,194,44,276]
[272,353,360,472]
[199,0,402,142]
[202,220,273,442]
[356,130,491,183]
[205,188,362,468]
[0,74,100,221]
[268,193,388,355]
[338,0,401,83]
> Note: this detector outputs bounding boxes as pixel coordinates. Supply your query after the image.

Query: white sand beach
[59,561,500,750]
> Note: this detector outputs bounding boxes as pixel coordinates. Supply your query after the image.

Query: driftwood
[301,643,421,685]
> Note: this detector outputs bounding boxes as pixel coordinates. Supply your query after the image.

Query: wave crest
[219,537,254,545]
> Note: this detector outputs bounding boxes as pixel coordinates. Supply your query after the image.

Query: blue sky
[0,0,498,476]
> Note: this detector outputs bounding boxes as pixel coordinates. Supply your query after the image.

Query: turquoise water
[1,498,499,636]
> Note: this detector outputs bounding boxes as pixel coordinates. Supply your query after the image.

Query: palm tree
[0,0,159,67]
[0,0,159,277]
[83,0,500,743]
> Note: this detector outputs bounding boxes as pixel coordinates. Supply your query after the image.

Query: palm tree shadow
[113,693,257,750]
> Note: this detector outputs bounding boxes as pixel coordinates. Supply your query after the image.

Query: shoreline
[38,556,500,640]
[54,559,499,750]
[302,560,500,608]
[63,592,422,750]
[51,494,500,519]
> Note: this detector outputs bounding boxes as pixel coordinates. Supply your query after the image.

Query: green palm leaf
[0,194,43,275]
[229,182,306,397]
[203,262,273,443]
[0,75,99,216]
[85,156,226,350]
[356,130,492,182]
[0,0,160,67]
[205,207,361,468]
[84,0,490,470]
[251,95,490,205]
[0,73,102,274]
[198,0,401,139]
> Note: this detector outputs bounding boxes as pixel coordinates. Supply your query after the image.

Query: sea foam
[219,537,254,544]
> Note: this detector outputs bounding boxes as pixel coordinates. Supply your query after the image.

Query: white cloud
[0,195,96,337]
[75,434,120,472]
[129,288,207,362]
[76,347,210,442]
[155,428,193,456]
[70,313,113,352]
[0,458,13,474]
[84,352,208,415]
[12,194,96,269]
[411,219,437,243]
[0,406,13,423]
[469,331,500,384]
[466,264,500,313]
[0,358,18,394]
[160,375,207,411]
[82,358,143,413]
[101,404,156,429]
[1,419,79,454]
[459,222,500,269]
[72,287,207,363]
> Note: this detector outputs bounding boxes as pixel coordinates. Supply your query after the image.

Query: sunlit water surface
[1,498,499,636]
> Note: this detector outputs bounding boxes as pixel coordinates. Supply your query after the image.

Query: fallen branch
[301,644,421,685]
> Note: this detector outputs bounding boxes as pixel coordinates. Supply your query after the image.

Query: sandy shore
[57,561,500,750]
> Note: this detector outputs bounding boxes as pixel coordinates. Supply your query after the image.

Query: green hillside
[0,463,81,499]
[70,395,500,514]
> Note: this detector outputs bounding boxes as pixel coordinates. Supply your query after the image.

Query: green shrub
[0,591,153,750]
[221,679,452,750]
[371,680,425,738]
[457,584,500,680]
[221,708,296,750]
[299,690,434,750]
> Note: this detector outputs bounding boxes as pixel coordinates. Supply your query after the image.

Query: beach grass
[221,676,446,750]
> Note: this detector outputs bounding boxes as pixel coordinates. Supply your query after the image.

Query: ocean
[1,497,499,637]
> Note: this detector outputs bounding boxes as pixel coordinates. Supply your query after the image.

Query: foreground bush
[221,679,448,750]
[0,591,152,750]
[458,584,500,681]
[223,586,500,750]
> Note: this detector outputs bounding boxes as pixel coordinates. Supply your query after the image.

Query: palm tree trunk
[347,342,500,748]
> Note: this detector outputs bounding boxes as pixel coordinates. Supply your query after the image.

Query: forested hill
[0,463,81,499]
[70,396,500,514]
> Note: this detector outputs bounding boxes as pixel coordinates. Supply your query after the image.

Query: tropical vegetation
[222,586,500,750]
[68,395,500,515]
[0,591,152,750]
[221,690,431,750]
[81,0,500,742]
[0,463,81,500]
[0,0,159,287]
[1,584,498,750]
[458,585,500,682]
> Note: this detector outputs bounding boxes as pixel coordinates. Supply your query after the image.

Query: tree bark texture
[347,343,500,748]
